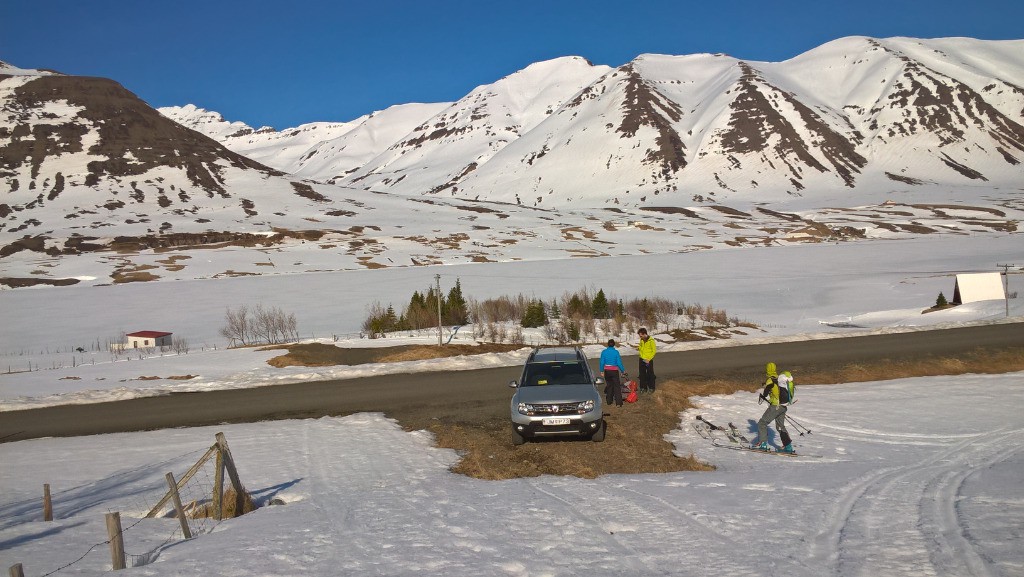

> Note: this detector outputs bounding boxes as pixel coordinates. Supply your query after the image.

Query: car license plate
[542,417,571,426]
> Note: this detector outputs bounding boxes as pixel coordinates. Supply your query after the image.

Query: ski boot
[752,442,770,451]
[779,444,796,454]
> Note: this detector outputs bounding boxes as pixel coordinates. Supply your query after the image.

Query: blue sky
[3,0,1021,129]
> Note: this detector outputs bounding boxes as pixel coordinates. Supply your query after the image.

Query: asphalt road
[2,323,1021,442]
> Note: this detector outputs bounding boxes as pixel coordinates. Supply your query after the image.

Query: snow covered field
[2,374,1022,576]
[1,233,1022,576]
[1,234,1021,411]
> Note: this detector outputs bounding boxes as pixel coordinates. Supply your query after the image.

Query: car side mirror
[594,376,605,386]
[508,380,519,388]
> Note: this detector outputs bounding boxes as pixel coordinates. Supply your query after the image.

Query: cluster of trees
[362,280,469,338]
[220,304,299,346]
[471,287,734,344]
[363,281,743,344]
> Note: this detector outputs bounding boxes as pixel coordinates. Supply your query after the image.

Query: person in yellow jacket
[753,361,794,453]
[636,327,657,393]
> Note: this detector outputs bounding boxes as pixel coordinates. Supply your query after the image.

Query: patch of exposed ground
[155,254,190,272]
[111,264,160,283]
[0,276,80,288]
[262,342,526,368]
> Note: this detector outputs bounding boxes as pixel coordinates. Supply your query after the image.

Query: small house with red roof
[125,331,173,349]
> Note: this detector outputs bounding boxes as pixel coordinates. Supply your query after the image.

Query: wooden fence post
[215,432,246,515]
[43,484,52,521]
[9,563,25,577]
[213,447,225,520]
[105,512,126,570]
[145,445,217,518]
[165,472,193,539]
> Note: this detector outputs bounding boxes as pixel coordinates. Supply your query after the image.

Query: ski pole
[786,413,811,435]
[786,416,811,434]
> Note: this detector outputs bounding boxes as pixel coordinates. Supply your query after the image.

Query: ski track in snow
[816,428,1019,577]
[682,377,1024,577]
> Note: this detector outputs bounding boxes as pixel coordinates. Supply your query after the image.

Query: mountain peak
[0,60,56,77]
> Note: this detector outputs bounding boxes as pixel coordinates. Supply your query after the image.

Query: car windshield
[521,361,590,387]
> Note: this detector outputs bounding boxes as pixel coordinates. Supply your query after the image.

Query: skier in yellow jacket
[636,327,657,393]
[753,362,794,453]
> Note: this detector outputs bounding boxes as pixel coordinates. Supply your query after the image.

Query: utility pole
[435,274,443,346]
[996,264,1015,318]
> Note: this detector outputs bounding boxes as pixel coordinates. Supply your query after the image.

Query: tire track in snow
[920,439,1020,577]
[533,478,774,577]
[301,417,453,573]
[525,478,656,575]
[812,429,1017,577]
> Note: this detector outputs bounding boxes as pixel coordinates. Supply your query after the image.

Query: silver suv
[508,347,605,445]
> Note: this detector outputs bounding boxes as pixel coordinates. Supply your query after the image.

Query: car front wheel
[512,427,526,446]
[590,420,606,442]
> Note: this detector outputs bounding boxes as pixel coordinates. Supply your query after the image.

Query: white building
[124,331,173,349]
[951,273,1005,304]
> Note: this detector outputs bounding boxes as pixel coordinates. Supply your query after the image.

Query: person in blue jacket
[599,339,627,407]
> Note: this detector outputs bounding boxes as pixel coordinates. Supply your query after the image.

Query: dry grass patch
[373,343,524,363]
[188,487,257,519]
[265,342,525,368]
[411,378,717,480]
[794,347,1024,384]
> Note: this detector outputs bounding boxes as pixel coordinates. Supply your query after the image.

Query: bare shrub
[510,326,525,345]
[222,304,298,346]
[220,305,251,346]
[172,336,190,354]
[362,301,396,339]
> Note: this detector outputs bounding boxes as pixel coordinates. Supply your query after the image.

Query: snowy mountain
[401,37,1024,206]
[171,38,1024,208]
[0,62,534,280]
[2,39,1023,288]
[160,102,450,181]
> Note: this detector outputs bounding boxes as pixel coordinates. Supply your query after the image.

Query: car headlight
[517,402,532,415]
[579,400,595,413]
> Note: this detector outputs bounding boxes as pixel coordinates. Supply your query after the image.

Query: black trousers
[604,370,623,406]
[638,360,655,392]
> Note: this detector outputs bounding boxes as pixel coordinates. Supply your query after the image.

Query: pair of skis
[695,415,749,443]
[694,415,810,457]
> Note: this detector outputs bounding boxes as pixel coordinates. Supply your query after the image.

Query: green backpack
[778,371,795,404]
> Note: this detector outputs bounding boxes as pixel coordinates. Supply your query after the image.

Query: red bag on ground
[624,380,639,403]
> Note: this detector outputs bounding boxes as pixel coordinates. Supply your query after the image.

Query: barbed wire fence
[10,433,254,577]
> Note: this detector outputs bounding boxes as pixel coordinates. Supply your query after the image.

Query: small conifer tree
[591,289,610,319]
[936,292,948,307]
[521,300,548,328]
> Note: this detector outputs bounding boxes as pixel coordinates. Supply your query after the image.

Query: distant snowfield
[1,233,1021,410]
